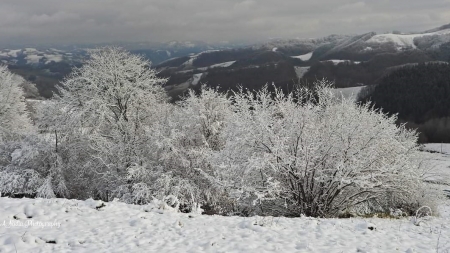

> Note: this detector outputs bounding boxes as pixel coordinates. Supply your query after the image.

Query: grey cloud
[0,0,449,46]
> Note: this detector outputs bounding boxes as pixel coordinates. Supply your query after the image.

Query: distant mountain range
[2,23,450,99]
[154,23,450,99]
[0,40,245,66]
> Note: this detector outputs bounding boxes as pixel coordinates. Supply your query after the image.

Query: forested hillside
[360,63,450,142]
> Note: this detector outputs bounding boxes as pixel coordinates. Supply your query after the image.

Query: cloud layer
[1,0,449,45]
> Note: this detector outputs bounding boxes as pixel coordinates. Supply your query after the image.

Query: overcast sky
[1,0,449,46]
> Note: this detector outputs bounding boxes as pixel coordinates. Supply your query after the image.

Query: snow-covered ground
[1,146,449,253]
[423,143,450,155]
[422,144,450,186]
[0,197,448,253]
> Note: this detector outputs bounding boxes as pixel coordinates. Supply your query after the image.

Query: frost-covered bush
[213,80,431,217]
[147,86,233,210]
[0,134,68,198]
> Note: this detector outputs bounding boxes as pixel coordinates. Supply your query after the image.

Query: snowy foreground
[0,198,449,253]
[0,145,449,253]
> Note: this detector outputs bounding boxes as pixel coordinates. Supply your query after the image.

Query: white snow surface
[0,195,449,252]
[367,29,450,49]
[292,52,313,61]
[196,61,235,71]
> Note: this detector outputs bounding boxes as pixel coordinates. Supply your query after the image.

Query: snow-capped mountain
[153,23,450,100]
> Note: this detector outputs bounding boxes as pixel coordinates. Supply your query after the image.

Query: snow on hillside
[187,61,235,72]
[24,48,38,53]
[191,73,204,85]
[182,57,196,67]
[44,54,64,64]
[367,29,450,49]
[292,52,313,61]
[182,50,222,68]
[209,61,235,68]
[25,55,43,64]
[0,48,74,65]
[294,66,310,79]
[7,49,22,57]
[322,60,361,65]
[332,86,365,100]
[0,196,449,253]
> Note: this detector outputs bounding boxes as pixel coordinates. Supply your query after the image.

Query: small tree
[0,65,34,140]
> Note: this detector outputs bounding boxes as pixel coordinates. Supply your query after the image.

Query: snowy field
[422,144,450,186]
[0,145,449,253]
[0,197,449,253]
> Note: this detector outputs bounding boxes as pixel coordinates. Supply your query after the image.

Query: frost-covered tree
[38,47,170,200]
[0,134,68,198]
[213,80,429,217]
[0,66,34,140]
